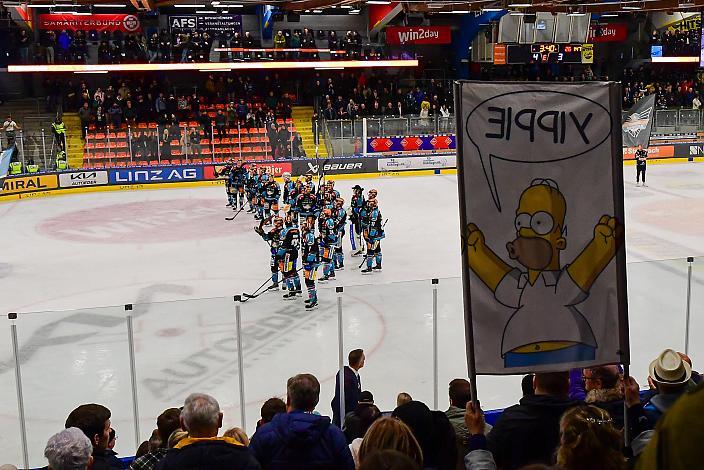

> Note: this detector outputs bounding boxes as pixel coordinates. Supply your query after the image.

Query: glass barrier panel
[382,118,408,136]
[341,121,354,139]
[438,116,455,134]
[409,117,436,135]
[655,110,678,128]
[12,305,134,467]
[366,118,382,137]
[343,280,434,413]
[240,283,340,434]
[626,258,689,384]
[687,257,704,363]
[326,120,342,139]
[132,297,242,438]
[678,109,700,127]
[353,120,364,137]
[0,318,23,466]
[436,277,523,411]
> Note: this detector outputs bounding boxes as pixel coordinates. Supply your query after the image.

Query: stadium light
[9,59,420,73]
[366,0,391,4]
[94,3,127,6]
[174,4,206,7]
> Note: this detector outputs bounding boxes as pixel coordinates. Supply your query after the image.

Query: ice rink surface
[1,162,704,465]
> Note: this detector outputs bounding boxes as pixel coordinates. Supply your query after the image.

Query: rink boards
[1,146,701,202]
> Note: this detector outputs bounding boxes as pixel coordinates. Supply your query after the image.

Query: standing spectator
[129,408,181,470]
[147,33,159,63]
[215,109,227,137]
[17,29,31,64]
[158,31,171,62]
[79,103,92,139]
[582,365,626,429]
[198,113,212,141]
[343,391,379,443]
[487,372,578,469]
[331,349,365,427]
[256,397,286,430]
[44,30,57,64]
[274,31,286,59]
[189,127,202,157]
[108,102,123,130]
[3,115,20,147]
[243,31,255,60]
[249,373,354,470]
[45,428,93,470]
[290,32,301,59]
[393,401,456,470]
[357,418,423,469]
[51,115,67,152]
[58,30,71,62]
[445,379,491,470]
[155,93,167,116]
[157,393,259,469]
[65,404,123,469]
[237,98,249,125]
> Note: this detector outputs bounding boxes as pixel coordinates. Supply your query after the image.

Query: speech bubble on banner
[464,90,612,212]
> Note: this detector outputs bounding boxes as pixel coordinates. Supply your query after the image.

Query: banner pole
[685,256,694,355]
[432,279,439,410]
[453,81,479,403]
[337,286,345,426]
[234,296,247,430]
[9,313,29,470]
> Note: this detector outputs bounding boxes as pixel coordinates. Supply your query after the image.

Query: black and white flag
[622,94,655,148]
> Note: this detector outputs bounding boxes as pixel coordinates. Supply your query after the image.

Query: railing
[2,256,702,468]
[323,115,456,157]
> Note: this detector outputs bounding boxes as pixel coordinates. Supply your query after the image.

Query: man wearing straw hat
[642,349,692,426]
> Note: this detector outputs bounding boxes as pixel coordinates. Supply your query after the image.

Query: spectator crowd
[13,27,376,65]
[7,346,703,470]
[650,26,701,57]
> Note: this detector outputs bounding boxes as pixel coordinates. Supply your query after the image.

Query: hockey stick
[225,208,245,221]
[241,266,305,301]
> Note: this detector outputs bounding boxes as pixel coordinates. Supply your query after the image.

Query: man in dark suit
[331,349,365,427]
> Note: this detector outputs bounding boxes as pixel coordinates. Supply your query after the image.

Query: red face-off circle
[38,199,238,244]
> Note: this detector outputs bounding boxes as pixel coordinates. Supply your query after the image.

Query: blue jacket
[249,411,354,470]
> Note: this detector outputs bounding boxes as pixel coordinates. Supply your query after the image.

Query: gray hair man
[157,393,260,469]
[45,427,93,470]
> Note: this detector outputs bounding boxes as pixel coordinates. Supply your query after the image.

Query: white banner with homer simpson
[455,81,629,374]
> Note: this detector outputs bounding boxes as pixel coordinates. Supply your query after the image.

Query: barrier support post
[41,129,48,169]
[234,296,247,429]
[432,279,439,410]
[337,286,345,426]
[685,256,694,355]
[362,118,368,157]
[9,313,29,470]
[125,305,141,449]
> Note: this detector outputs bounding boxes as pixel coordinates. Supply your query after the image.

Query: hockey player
[245,167,258,213]
[217,159,235,207]
[282,172,298,223]
[349,185,365,256]
[279,213,302,299]
[231,159,248,210]
[295,184,319,221]
[255,216,285,290]
[318,208,338,282]
[254,167,268,220]
[262,177,281,220]
[333,197,347,270]
[301,216,320,309]
[362,199,384,274]
[305,173,316,193]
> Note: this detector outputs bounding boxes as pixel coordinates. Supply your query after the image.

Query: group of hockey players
[218,159,386,309]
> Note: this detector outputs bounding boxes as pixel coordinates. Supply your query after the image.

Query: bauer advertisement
[455,82,629,375]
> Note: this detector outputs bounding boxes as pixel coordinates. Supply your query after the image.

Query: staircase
[62,113,85,169]
[291,106,328,158]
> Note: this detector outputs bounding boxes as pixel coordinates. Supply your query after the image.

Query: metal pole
[685,257,694,355]
[125,305,141,449]
[18,131,26,172]
[623,364,630,448]
[41,129,48,170]
[128,126,133,164]
[156,125,161,163]
[238,122,242,160]
[211,124,216,162]
[289,125,293,159]
[336,286,345,426]
[9,313,29,470]
[107,125,112,166]
[432,279,439,410]
[234,296,247,429]
[362,118,368,157]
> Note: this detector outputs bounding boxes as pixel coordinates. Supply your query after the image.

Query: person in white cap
[642,349,692,426]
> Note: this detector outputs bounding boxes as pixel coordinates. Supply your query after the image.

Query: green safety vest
[9,161,22,174]
[52,121,66,135]
[56,159,68,170]
[27,164,39,173]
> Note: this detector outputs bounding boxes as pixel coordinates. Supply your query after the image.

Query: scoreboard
[494,43,593,64]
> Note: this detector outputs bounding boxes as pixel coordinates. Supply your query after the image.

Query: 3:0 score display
[500,43,588,64]
[529,43,583,63]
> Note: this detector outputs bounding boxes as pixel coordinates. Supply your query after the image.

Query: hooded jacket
[487,394,579,470]
[249,411,354,470]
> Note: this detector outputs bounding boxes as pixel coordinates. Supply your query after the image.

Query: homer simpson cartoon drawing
[465,178,622,368]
